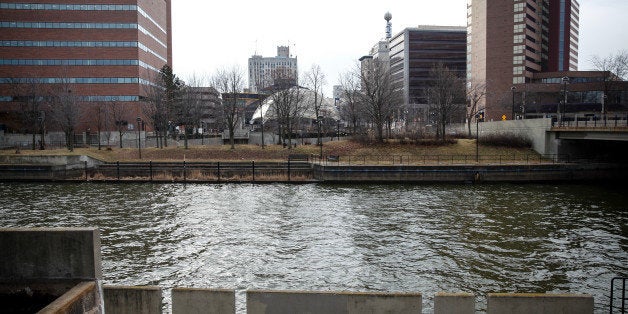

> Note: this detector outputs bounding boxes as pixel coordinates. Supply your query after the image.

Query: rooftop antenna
[384,12,392,39]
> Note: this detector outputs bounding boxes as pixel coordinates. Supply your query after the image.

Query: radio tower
[384,12,392,39]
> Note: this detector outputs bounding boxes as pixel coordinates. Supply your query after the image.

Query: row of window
[0,3,166,35]
[0,21,136,29]
[0,77,139,84]
[0,3,136,11]
[1,40,137,48]
[0,22,168,49]
[0,40,167,64]
[0,95,139,102]
[0,59,140,66]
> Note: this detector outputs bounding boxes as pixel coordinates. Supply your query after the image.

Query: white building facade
[248,46,298,93]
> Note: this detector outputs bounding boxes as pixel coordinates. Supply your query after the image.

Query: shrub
[479,134,531,148]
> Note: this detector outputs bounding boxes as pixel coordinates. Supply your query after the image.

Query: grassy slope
[2,139,539,163]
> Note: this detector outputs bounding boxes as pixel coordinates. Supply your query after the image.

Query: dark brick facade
[0,0,171,132]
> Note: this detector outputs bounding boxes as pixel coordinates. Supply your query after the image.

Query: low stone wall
[315,163,626,183]
[103,285,162,314]
[247,290,422,314]
[487,293,594,314]
[172,288,235,314]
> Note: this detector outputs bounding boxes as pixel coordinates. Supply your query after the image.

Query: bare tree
[211,66,244,150]
[142,72,168,148]
[108,101,129,148]
[338,71,364,135]
[304,64,326,146]
[590,50,628,114]
[356,61,403,142]
[426,62,466,141]
[10,78,47,149]
[465,80,487,137]
[177,74,206,149]
[48,80,80,151]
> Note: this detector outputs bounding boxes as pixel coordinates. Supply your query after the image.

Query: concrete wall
[487,293,593,314]
[172,288,235,314]
[247,290,422,314]
[104,285,162,314]
[0,155,101,168]
[0,228,102,281]
[434,292,474,314]
[452,118,553,154]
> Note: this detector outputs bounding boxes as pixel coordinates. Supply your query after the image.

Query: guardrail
[552,113,628,128]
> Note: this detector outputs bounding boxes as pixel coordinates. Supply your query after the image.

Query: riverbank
[0,157,626,183]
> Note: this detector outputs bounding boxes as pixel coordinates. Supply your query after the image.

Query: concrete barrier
[247,290,421,314]
[434,292,475,314]
[487,293,594,314]
[104,285,162,314]
[172,287,235,314]
[0,227,102,281]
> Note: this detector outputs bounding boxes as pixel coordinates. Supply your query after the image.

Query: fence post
[252,161,255,182]
[117,161,120,181]
[183,160,186,182]
[84,160,87,181]
[149,160,153,181]
[288,159,291,181]
[217,162,220,182]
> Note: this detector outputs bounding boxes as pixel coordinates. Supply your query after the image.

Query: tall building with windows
[467,0,579,121]
[0,0,172,132]
[248,46,298,93]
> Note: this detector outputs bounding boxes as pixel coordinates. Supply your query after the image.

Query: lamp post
[259,93,265,149]
[317,116,323,159]
[561,76,569,126]
[475,112,481,162]
[511,86,516,120]
[136,116,142,159]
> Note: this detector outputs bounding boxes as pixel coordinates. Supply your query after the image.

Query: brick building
[0,0,172,133]
[467,0,580,121]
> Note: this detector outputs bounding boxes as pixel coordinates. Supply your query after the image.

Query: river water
[0,182,626,313]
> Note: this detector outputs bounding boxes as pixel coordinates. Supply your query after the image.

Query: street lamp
[511,86,516,120]
[475,111,481,162]
[317,116,323,159]
[136,116,142,159]
[561,76,570,126]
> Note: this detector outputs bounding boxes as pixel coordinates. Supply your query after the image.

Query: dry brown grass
[1,139,540,164]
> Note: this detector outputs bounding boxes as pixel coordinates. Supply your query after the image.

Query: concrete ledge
[104,285,162,314]
[247,290,421,314]
[434,292,474,314]
[39,281,100,314]
[487,293,594,314]
[172,287,235,314]
[0,227,101,281]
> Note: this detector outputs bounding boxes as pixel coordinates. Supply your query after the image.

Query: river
[0,182,625,313]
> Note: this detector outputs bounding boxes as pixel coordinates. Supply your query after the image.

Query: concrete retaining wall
[172,288,235,314]
[0,228,101,281]
[487,293,593,314]
[315,163,627,183]
[247,290,422,314]
[104,285,162,314]
[434,292,475,314]
[452,118,553,154]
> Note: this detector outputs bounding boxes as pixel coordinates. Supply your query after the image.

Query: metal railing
[552,113,628,128]
[313,154,572,166]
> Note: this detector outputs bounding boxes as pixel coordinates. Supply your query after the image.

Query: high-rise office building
[248,46,298,93]
[0,0,172,132]
[467,0,579,120]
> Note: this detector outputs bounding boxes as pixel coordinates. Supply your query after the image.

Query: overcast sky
[171,0,628,94]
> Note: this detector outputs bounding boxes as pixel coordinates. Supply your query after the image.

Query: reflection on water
[0,182,626,313]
